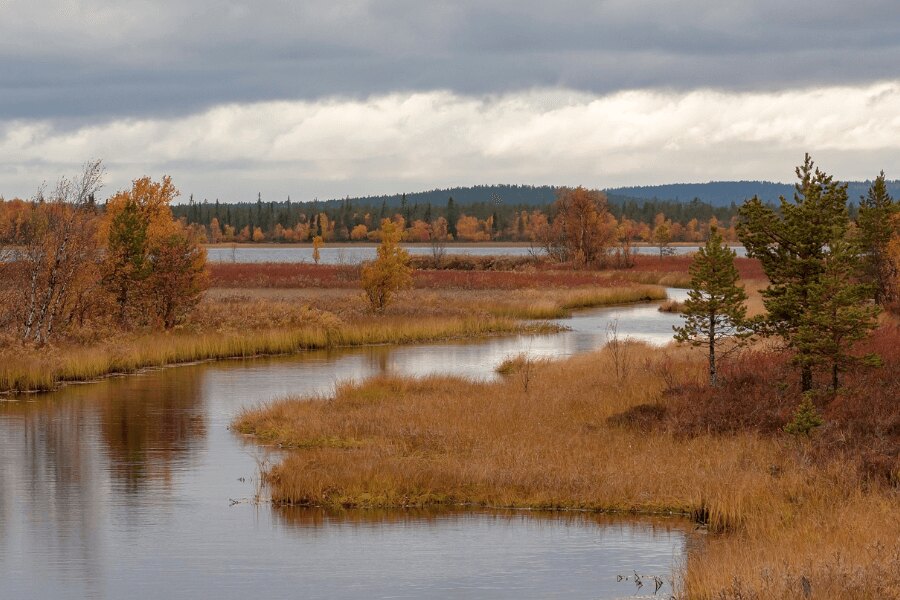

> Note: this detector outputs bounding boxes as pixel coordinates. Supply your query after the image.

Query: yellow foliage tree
[312,235,323,264]
[350,224,368,240]
[360,219,412,313]
[102,176,207,328]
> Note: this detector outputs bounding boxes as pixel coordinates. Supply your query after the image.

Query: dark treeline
[170,187,747,242]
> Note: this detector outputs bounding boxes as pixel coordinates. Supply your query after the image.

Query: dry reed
[235,337,899,599]
[0,316,547,393]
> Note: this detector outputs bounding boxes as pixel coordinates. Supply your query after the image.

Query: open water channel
[0,290,692,599]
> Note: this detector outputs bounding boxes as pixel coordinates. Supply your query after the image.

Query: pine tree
[674,226,750,386]
[738,154,867,391]
[446,197,458,238]
[857,172,898,306]
[794,237,879,391]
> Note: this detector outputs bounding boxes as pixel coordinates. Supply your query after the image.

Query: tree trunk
[801,364,813,392]
[709,311,717,386]
[832,362,839,392]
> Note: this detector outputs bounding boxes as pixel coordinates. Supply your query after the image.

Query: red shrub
[658,323,900,482]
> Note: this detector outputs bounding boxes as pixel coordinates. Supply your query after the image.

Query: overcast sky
[2,0,900,201]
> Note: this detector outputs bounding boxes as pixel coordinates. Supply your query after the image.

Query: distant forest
[165,179,896,243]
[169,184,746,243]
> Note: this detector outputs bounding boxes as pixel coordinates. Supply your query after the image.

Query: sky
[2,0,900,202]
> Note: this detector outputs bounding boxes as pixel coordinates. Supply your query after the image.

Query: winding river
[0,289,691,600]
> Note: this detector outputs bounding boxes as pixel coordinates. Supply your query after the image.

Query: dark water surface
[207,245,746,263]
[0,290,690,599]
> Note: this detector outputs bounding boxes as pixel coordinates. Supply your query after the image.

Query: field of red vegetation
[610,320,900,483]
[208,254,765,290]
[211,262,649,290]
[630,254,765,280]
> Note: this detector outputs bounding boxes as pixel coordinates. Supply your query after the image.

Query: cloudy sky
[2,0,900,201]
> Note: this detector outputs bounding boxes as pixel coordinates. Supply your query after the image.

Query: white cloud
[2,82,899,201]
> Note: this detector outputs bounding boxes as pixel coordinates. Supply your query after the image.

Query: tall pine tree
[857,172,898,306]
[738,154,873,391]
[794,237,879,391]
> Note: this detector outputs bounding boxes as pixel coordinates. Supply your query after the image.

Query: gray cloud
[2,84,899,200]
[3,0,900,119]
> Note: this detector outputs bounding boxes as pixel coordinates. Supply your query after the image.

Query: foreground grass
[235,341,899,599]
[0,317,547,393]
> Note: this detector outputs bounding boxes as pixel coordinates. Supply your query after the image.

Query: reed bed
[485,285,667,319]
[235,334,899,599]
[0,316,544,393]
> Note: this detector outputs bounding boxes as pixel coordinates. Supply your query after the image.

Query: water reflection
[95,370,206,493]
[269,508,686,600]
[0,292,690,599]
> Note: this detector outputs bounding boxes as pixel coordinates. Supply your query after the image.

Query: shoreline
[202,241,734,249]
[1,287,668,395]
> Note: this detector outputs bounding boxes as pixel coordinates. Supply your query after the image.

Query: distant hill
[605,180,900,207]
[319,184,559,209]
[315,180,900,210]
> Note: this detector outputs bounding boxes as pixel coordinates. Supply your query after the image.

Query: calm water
[207,245,746,263]
[0,290,690,599]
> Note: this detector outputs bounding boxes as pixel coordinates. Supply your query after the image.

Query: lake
[206,245,747,263]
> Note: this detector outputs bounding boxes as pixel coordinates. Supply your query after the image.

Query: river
[0,290,691,599]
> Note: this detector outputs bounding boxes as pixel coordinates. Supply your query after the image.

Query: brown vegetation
[235,322,899,599]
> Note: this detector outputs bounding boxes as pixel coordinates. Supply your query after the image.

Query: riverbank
[0,279,666,393]
[234,323,899,599]
[1,317,559,394]
[202,241,730,249]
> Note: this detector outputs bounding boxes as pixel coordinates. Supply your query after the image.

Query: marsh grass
[235,335,899,599]
[658,299,687,313]
[0,316,548,393]
[486,285,666,319]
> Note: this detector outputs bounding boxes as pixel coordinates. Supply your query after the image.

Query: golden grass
[657,299,687,313]
[482,285,667,320]
[235,342,899,599]
[0,316,550,393]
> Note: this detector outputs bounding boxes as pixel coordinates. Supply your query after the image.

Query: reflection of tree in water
[97,367,206,493]
[0,366,207,594]
[365,346,391,374]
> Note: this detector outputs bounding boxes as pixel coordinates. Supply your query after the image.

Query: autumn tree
[103,176,177,324]
[18,160,105,344]
[651,214,673,256]
[144,225,209,329]
[103,176,207,328]
[738,154,874,391]
[350,224,368,240]
[856,172,899,306]
[545,187,614,266]
[312,235,323,264]
[361,219,412,313]
[674,226,751,386]
[429,216,449,267]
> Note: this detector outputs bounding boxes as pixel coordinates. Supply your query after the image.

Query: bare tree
[429,216,449,267]
[19,160,104,345]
